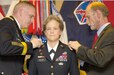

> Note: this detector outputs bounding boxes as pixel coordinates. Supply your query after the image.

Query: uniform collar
[12,16,21,30]
[47,41,59,52]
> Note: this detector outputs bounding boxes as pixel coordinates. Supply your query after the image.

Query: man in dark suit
[28,15,80,75]
[69,2,114,75]
[0,1,42,75]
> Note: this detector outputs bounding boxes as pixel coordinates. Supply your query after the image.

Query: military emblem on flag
[74,1,90,25]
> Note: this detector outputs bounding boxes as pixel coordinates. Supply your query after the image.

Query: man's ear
[96,10,102,19]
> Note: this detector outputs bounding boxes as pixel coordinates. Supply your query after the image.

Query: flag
[74,1,90,25]
[6,0,19,17]
[0,0,19,19]
[103,1,114,27]
[27,0,50,35]
[27,1,40,35]
[0,5,4,20]
[27,0,50,43]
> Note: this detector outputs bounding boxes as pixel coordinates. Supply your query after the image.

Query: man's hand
[30,36,42,48]
[68,41,81,52]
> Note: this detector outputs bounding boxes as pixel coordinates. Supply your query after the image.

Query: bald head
[12,1,36,29]
[13,1,35,14]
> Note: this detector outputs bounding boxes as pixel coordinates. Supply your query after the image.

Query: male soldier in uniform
[0,1,42,75]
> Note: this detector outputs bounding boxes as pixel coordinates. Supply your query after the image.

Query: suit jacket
[0,16,33,75]
[28,41,80,75]
[77,24,114,75]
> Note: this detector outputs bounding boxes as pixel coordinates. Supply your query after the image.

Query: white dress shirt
[97,22,110,36]
[47,42,59,60]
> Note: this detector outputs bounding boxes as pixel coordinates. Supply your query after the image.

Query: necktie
[49,49,55,60]
[92,33,98,48]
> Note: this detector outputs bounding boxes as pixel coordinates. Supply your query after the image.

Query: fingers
[68,41,81,52]
[68,45,73,51]
[68,41,75,49]
[37,39,42,47]
[68,41,74,50]
[30,38,43,48]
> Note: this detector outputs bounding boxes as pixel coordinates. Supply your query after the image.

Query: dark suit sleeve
[69,50,80,75]
[0,24,33,55]
[28,52,38,75]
